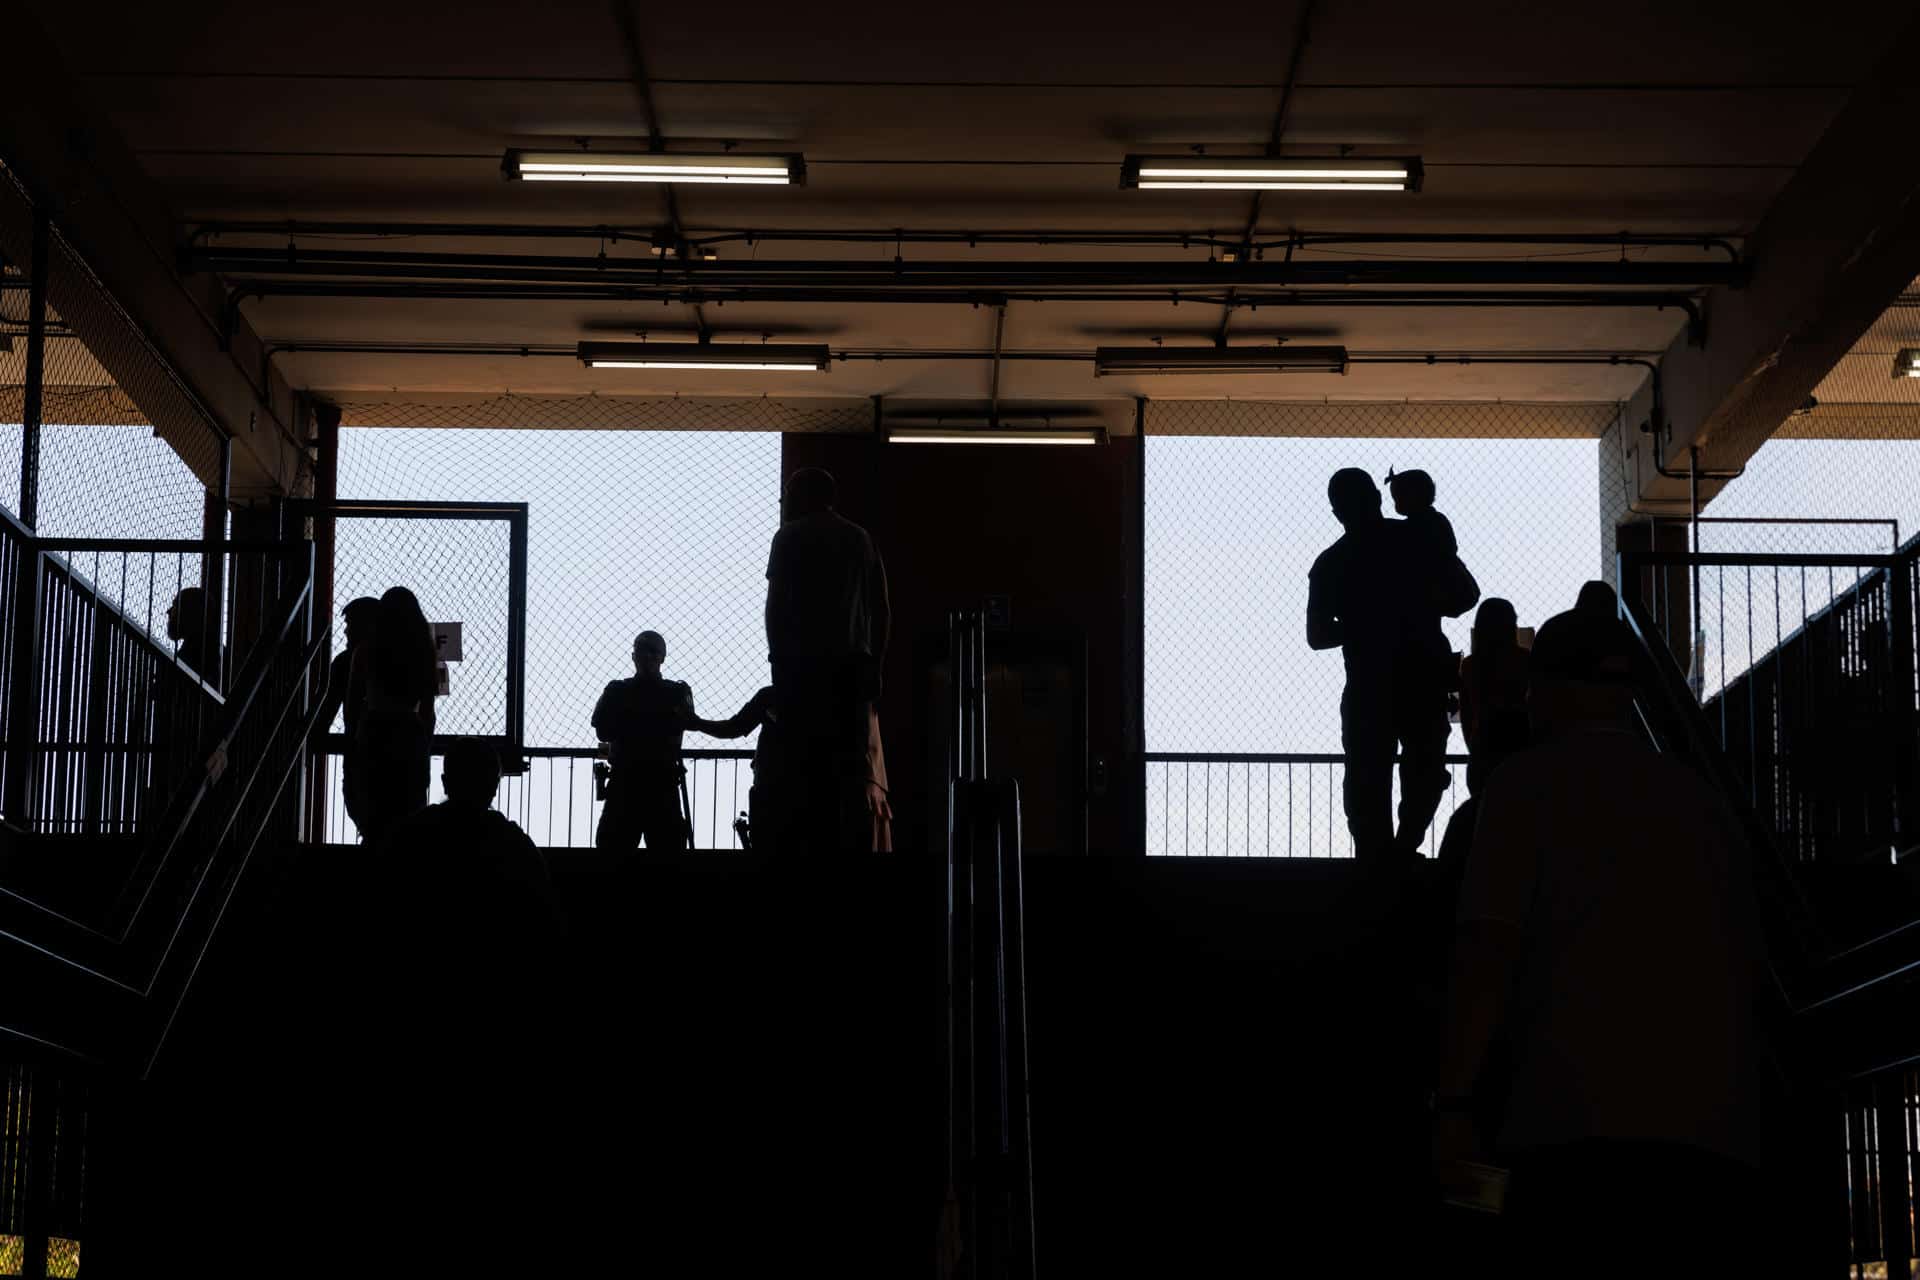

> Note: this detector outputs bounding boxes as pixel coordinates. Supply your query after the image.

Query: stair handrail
[1618,547,1920,1020]
[0,542,322,1071]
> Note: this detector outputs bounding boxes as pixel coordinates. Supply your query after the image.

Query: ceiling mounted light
[887,426,1105,446]
[1121,155,1422,192]
[577,341,830,372]
[1094,345,1351,376]
[505,150,805,185]
[1896,348,1920,379]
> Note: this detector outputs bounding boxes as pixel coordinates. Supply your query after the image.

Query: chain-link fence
[321,503,522,742]
[0,160,224,648]
[1143,399,1620,857]
[333,418,783,754]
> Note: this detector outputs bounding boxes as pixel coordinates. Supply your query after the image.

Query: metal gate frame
[296,498,528,759]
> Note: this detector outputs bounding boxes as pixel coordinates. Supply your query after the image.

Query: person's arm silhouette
[1306,565,1343,651]
[692,688,773,739]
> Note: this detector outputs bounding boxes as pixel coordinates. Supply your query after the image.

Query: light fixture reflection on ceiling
[577,341,830,372]
[886,426,1105,446]
[1094,345,1351,375]
[505,150,805,185]
[1121,155,1422,192]
[1897,348,1920,379]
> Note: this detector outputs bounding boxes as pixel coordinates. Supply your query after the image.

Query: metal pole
[20,211,49,529]
[506,507,529,751]
[306,402,340,843]
[1689,446,1704,701]
[1133,396,1148,857]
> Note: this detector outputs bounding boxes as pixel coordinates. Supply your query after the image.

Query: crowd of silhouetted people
[316,465,892,861]
[280,457,1771,1274]
[1307,463,1769,1275]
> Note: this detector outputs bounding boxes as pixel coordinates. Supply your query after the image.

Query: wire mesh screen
[1142,400,1619,857]
[0,161,222,647]
[334,422,781,751]
[328,510,516,739]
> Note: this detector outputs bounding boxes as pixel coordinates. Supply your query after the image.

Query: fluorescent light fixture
[1094,345,1350,376]
[577,341,829,372]
[887,426,1104,446]
[1121,155,1421,192]
[1897,348,1920,379]
[504,150,805,185]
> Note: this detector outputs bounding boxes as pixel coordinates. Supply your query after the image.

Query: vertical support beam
[20,1069,50,1280]
[505,505,528,752]
[19,210,49,530]
[311,403,339,629]
[1880,1074,1914,1280]
[1891,552,1919,853]
[5,549,44,825]
[1131,396,1148,857]
[305,404,339,842]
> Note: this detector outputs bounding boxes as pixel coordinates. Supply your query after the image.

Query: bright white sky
[8,414,1915,851]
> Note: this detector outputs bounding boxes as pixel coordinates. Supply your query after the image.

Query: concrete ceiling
[34,0,1914,407]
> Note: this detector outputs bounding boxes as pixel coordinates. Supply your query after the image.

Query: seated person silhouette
[592,631,694,852]
[377,737,561,954]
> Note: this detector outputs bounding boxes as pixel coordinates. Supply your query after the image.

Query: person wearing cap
[1433,607,1768,1274]
[592,631,695,852]
[1308,467,1478,859]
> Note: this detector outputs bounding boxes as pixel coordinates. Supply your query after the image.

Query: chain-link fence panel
[1142,399,1622,857]
[1145,400,1619,755]
[0,161,225,649]
[325,506,519,741]
[334,421,781,751]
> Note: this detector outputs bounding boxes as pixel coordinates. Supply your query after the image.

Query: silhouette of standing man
[764,467,891,851]
[592,631,693,852]
[1308,468,1474,859]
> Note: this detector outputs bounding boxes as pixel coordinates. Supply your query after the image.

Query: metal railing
[0,536,322,1072]
[0,513,312,847]
[312,744,756,849]
[1623,546,1920,870]
[1143,752,1473,858]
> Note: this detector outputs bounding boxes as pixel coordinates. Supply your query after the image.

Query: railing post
[506,507,528,752]
[1891,550,1918,854]
[1879,1074,1913,1280]
[18,210,48,531]
[5,548,45,825]
[20,1068,51,1280]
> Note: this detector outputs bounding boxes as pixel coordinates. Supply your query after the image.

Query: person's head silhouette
[1385,467,1436,516]
[1472,597,1519,653]
[1529,608,1635,734]
[1575,580,1619,620]
[166,587,207,643]
[440,738,502,810]
[633,631,667,678]
[783,467,837,521]
[1327,468,1382,527]
[342,596,380,648]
